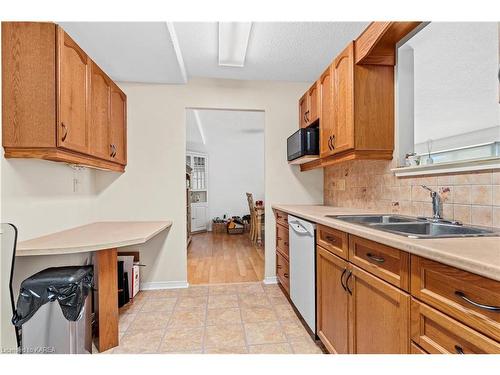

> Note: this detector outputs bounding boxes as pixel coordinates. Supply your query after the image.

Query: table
[17,221,172,352]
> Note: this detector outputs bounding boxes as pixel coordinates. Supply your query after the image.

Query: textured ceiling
[174,22,368,82]
[58,22,186,83]
[186,109,264,148]
[58,22,368,83]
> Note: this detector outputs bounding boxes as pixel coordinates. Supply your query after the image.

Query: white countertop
[16,221,173,257]
[272,204,500,282]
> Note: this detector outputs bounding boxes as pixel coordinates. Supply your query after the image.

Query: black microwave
[287,127,319,161]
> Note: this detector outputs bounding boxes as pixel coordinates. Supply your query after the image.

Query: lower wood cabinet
[274,210,290,296]
[411,299,500,354]
[316,246,349,354]
[316,245,409,354]
[349,265,410,353]
[275,215,500,354]
[276,249,290,295]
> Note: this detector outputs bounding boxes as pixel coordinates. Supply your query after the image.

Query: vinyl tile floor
[102,282,324,354]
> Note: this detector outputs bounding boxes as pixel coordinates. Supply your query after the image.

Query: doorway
[185,108,265,284]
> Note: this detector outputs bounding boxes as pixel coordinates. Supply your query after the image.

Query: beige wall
[94,79,324,286]
[324,159,500,227]
[1,76,323,347]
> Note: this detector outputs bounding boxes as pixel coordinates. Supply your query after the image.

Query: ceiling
[186,109,264,151]
[58,22,368,84]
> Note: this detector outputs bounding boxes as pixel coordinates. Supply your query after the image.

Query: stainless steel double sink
[326,214,500,239]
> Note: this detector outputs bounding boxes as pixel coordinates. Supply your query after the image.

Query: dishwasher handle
[288,220,314,236]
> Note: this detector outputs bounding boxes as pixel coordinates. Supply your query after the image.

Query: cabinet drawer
[276,224,289,259]
[349,235,409,290]
[411,255,500,341]
[275,210,288,227]
[411,299,500,354]
[317,225,348,260]
[276,252,290,295]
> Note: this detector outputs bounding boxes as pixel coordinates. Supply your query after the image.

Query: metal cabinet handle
[328,136,333,150]
[325,235,337,244]
[61,123,68,142]
[110,144,114,157]
[340,268,347,292]
[366,253,385,263]
[331,135,335,149]
[345,270,353,295]
[284,273,289,278]
[455,345,465,354]
[454,291,500,312]
[277,264,282,269]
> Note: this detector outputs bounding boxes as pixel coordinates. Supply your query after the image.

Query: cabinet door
[348,265,410,354]
[316,246,349,354]
[191,205,207,232]
[109,84,127,165]
[319,65,335,158]
[90,62,112,161]
[308,82,319,124]
[332,42,355,154]
[299,93,308,128]
[57,28,90,154]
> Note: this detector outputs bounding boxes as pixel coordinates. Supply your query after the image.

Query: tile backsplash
[324,159,500,228]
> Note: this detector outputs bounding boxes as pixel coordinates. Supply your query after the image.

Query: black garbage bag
[12,266,93,327]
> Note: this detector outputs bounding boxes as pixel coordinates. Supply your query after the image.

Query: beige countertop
[17,221,173,257]
[272,204,500,282]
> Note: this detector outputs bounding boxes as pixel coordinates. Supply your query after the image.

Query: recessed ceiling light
[218,22,252,67]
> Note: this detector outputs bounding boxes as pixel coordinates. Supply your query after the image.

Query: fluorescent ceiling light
[218,22,252,67]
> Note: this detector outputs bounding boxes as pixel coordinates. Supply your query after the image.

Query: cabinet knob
[61,123,68,142]
[284,273,289,278]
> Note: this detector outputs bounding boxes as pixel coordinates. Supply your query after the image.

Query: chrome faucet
[421,185,442,220]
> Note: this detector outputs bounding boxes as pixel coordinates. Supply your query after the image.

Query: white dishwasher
[288,215,316,333]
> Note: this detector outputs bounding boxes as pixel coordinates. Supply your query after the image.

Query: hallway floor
[187,232,265,284]
[107,282,323,354]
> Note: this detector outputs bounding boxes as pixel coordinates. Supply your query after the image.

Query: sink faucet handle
[421,185,433,192]
[421,185,437,197]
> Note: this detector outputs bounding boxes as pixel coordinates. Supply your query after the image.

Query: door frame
[184,106,266,282]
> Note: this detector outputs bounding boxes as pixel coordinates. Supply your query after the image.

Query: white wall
[407,22,499,151]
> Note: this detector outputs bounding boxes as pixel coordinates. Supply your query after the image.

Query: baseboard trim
[140,281,189,290]
[263,276,278,285]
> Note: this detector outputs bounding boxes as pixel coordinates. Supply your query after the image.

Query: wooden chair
[246,193,257,242]
[246,193,265,245]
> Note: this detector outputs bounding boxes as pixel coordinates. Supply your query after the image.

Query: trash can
[12,266,93,354]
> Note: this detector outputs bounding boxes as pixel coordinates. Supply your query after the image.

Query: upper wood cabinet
[299,93,308,128]
[331,43,355,155]
[300,22,422,171]
[90,61,112,161]
[2,22,127,172]
[110,84,127,165]
[58,29,90,155]
[298,81,320,128]
[305,41,394,170]
[319,65,334,158]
